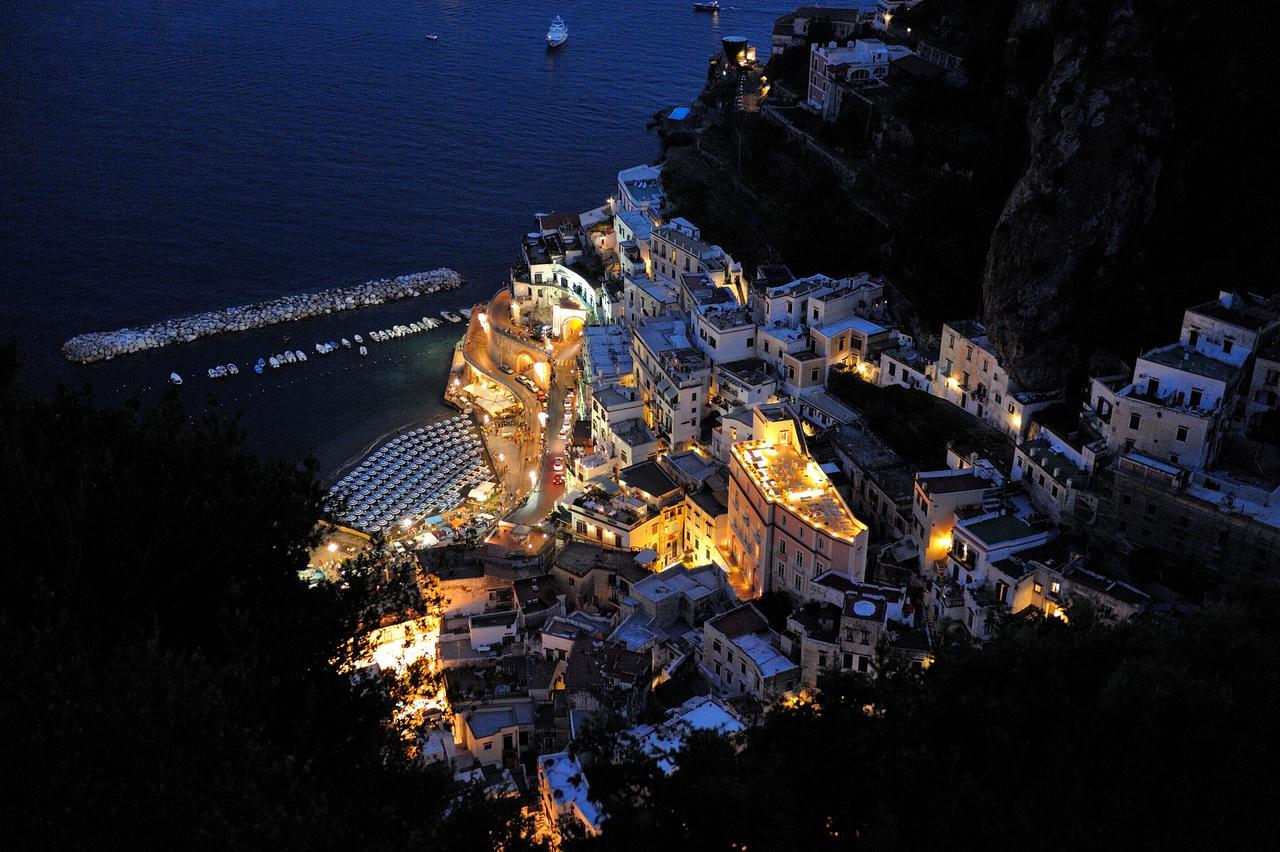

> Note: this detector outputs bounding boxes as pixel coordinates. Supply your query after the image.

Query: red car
[552,474,565,487]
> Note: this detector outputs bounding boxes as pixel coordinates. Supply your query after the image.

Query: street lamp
[529,470,538,488]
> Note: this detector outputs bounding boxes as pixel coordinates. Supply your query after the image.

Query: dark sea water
[1,0,808,473]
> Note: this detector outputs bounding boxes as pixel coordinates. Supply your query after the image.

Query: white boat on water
[359,345,368,356]
[441,310,462,323]
[354,334,363,344]
[169,372,183,385]
[341,338,352,348]
[547,15,567,48]
[459,306,473,318]
[269,356,280,368]
[295,350,307,361]
[285,351,297,364]
[227,363,239,375]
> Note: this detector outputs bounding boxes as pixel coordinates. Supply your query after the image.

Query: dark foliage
[0,345,540,850]
[570,585,1280,850]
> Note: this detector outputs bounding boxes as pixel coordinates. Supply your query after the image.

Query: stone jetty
[61,269,464,364]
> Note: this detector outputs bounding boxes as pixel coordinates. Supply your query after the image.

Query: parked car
[499,364,514,374]
[552,457,564,472]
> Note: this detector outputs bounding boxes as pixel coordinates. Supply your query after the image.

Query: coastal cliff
[665,0,1278,390]
[981,0,1171,390]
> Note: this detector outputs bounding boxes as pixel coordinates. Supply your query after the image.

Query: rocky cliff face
[981,0,1172,391]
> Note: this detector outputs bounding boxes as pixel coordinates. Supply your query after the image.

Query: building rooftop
[1140,343,1239,382]
[612,417,658,448]
[719,357,774,388]
[539,752,602,830]
[813,315,889,338]
[960,513,1042,548]
[557,540,647,578]
[633,564,723,605]
[594,385,640,411]
[653,223,718,258]
[733,440,867,542]
[702,304,755,331]
[664,450,721,488]
[470,610,519,629]
[918,470,991,496]
[1186,292,1280,332]
[465,702,536,739]
[631,695,744,775]
[799,387,860,425]
[620,459,680,499]
[734,631,796,678]
[708,603,768,638]
[689,489,727,518]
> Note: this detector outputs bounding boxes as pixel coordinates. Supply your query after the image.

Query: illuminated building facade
[725,406,869,598]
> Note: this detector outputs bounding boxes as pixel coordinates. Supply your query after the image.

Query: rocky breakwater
[62,269,465,364]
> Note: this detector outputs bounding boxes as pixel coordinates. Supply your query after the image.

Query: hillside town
[325,18,1280,845]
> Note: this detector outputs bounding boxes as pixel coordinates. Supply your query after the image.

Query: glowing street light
[497,452,505,462]
[327,542,338,553]
[529,470,539,488]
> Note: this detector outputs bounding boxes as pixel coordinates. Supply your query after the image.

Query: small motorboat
[693,1,720,11]
[226,363,239,375]
[341,338,351,348]
[169,372,183,385]
[295,350,307,361]
[269,356,280,368]
[207,368,218,379]
[359,346,368,356]
[546,15,567,48]
[426,34,439,41]
[254,362,264,375]
[354,334,363,344]
[441,310,462,323]
[285,351,297,364]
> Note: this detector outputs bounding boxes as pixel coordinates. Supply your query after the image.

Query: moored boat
[170,372,183,385]
[546,15,567,47]
[693,1,720,11]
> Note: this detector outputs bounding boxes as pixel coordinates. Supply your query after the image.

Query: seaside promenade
[460,289,582,525]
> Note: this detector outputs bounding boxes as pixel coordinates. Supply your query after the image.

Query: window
[1189,388,1203,408]
[1051,581,1061,595]
[966,346,974,361]
[793,574,801,590]
[889,362,897,376]
[818,651,828,668]
[842,653,854,670]
[810,368,819,382]
[1033,582,1043,594]
[858,657,870,673]
[746,337,753,347]
[1188,329,1199,347]
[576,520,586,534]
[1223,337,1234,354]
[943,358,953,377]
[996,581,1009,604]
[483,742,492,751]
[1175,425,1188,442]
[1129,412,1142,430]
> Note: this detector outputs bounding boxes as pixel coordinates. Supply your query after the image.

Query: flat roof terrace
[733,440,866,542]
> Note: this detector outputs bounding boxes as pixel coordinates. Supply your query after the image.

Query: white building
[807,40,890,113]
[537,751,603,838]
